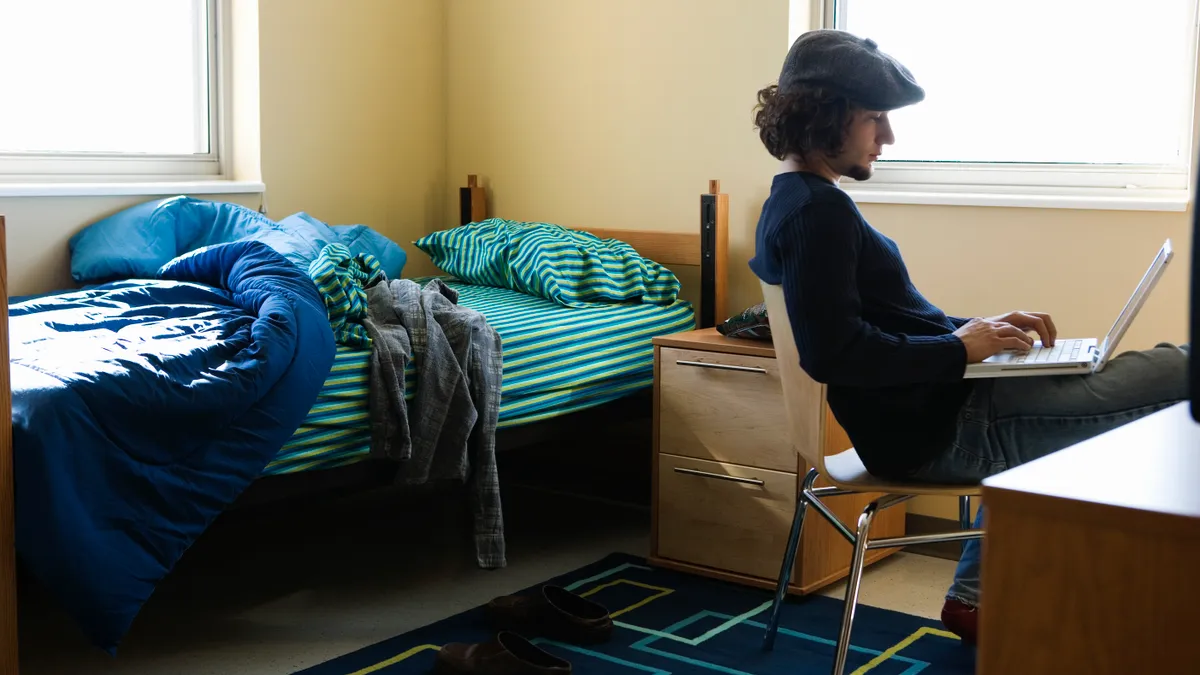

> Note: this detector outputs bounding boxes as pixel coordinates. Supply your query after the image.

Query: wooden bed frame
[0,178,729,670]
[233,175,729,507]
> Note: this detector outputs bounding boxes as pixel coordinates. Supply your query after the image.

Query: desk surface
[978,401,1200,674]
[652,327,776,358]
[982,401,1200,522]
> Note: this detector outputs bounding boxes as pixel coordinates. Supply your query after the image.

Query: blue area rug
[297,553,975,674]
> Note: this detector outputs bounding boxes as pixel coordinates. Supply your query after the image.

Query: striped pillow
[414,219,681,307]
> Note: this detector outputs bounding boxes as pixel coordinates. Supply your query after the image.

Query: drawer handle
[673,467,765,486]
[676,359,767,374]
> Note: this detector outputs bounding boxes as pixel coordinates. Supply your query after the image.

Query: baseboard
[905,514,967,561]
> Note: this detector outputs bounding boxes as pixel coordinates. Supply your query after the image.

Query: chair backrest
[760,281,831,473]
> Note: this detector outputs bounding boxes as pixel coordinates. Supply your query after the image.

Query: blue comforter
[10,240,336,653]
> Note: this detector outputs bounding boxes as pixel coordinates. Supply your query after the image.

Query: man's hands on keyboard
[953,311,1057,363]
[987,311,1057,348]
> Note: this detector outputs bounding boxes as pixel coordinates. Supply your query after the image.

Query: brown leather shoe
[435,631,571,674]
[484,585,613,645]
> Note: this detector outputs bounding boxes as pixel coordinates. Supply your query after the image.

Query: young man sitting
[748,28,1189,643]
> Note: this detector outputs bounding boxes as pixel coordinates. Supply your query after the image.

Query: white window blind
[0,0,219,179]
[829,0,1200,208]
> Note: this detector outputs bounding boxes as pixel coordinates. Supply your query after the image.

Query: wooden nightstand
[649,328,905,595]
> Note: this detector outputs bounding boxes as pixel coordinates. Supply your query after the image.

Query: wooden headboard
[457,175,729,328]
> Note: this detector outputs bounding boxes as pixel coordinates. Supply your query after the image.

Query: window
[824,0,1200,210]
[0,0,222,181]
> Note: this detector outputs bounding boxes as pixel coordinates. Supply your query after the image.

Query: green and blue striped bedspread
[263,278,694,475]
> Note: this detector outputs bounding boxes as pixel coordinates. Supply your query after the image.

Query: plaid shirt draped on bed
[362,278,506,569]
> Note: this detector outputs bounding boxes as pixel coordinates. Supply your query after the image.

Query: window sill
[841,185,1190,212]
[0,179,265,198]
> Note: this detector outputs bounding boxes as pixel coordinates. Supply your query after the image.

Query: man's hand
[986,311,1057,348]
[953,314,1050,363]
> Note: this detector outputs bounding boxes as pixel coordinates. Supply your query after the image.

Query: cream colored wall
[445,0,1197,521]
[0,0,446,298]
[862,204,1190,352]
[257,0,447,278]
[445,0,790,313]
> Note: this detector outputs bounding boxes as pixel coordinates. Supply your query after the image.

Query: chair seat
[823,448,982,496]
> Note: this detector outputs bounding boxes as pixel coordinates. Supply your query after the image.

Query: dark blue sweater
[749,171,973,478]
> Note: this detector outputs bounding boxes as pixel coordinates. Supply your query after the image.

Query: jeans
[907,342,1189,607]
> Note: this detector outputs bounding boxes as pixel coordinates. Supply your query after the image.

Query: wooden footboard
[0,216,18,673]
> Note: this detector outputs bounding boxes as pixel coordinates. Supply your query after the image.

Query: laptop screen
[1095,240,1174,366]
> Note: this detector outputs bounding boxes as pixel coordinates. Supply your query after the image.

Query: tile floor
[15,481,959,675]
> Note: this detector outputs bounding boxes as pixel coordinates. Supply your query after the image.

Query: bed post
[0,216,17,674]
[699,180,729,328]
[459,174,488,226]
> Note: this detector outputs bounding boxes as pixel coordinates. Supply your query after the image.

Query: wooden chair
[758,281,983,675]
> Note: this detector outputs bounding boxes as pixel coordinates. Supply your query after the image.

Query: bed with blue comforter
[10,196,695,656]
[9,196,409,655]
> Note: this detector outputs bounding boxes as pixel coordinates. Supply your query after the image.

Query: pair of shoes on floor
[940,597,978,645]
[436,585,614,674]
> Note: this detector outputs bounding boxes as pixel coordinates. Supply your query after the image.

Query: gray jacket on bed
[362,277,505,569]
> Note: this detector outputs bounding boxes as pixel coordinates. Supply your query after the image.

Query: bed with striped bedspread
[263,278,695,475]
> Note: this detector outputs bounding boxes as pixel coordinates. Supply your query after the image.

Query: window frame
[818,0,1200,211]
[0,0,228,183]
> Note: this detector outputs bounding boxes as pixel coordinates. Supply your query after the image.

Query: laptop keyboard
[1009,339,1085,364]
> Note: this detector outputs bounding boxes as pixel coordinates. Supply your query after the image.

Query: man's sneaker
[940,598,978,645]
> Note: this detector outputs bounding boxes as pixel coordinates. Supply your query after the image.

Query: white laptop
[963,239,1173,379]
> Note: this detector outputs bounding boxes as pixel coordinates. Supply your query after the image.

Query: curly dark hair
[753,83,860,161]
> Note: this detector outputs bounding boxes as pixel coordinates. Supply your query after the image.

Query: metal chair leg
[762,467,819,651]
[959,495,972,553]
[831,500,881,675]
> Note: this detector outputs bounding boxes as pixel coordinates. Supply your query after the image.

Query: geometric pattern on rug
[295,553,975,674]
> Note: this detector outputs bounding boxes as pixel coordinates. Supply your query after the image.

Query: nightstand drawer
[658,346,793,472]
[656,454,796,581]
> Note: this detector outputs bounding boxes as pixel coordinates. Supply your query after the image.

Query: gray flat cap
[779,29,924,111]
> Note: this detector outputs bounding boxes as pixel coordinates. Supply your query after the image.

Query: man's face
[832,109,894,181]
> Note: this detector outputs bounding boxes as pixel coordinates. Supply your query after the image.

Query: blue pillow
[69,196,296,283]
[281,214,408,281]
[68,197,408,284]
[68,197,188,283]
